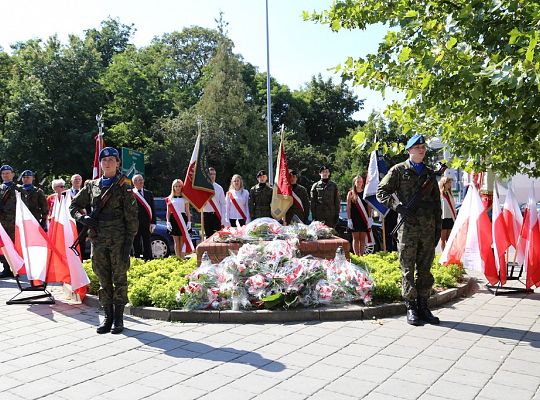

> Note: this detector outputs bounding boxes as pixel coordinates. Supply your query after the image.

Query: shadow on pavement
[125,328,286,372]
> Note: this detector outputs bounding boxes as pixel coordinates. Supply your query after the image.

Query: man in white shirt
[202,167,226,238]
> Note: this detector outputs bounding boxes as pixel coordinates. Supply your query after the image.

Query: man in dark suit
[131,174,155,260]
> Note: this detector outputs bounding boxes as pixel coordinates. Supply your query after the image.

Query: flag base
[6,277,55,305]
[485,262,534,296]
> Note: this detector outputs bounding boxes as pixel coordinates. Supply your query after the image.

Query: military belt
[97,212,123,221]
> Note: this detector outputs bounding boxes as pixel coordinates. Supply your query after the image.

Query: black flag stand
[6,275,55,305]
[485,261,534,296]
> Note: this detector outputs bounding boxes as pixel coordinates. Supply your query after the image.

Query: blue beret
[0,165,14,172]
[21,170,33,177]
[405,134,426,150]
[99,147,120,161]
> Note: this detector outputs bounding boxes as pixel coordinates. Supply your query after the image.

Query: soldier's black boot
[96,305,113,334]
[0,269,14,279]
[418,297,440,325]
[111,304,125,334]
[405,300,421,326]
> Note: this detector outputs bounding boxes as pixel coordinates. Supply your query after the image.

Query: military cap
[0,165,14,172]
[289,169,298,176]
[319,165,331,173]
[405,134,426,150]
[21,170,33,177]
[256,170,267,177]
[99,147,120,161]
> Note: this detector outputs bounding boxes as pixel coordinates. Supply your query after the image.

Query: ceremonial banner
[364,150,390,217]
[518,184,540,289]
[183,132,214,211]
[271,131,293,220]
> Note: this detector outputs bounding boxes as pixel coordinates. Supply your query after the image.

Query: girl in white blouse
[166,179,191,257]
[225,174,250,227]
[439,176,457,251]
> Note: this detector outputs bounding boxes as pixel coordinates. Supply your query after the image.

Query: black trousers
[133,223,152,260]
[203,212,221,238]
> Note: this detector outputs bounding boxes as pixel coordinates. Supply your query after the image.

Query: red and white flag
[271,129,293,220]
[492,180,510,285]
[440,184,498,284]
[182,132,214,211]
[503,181,523,259]
[0,222,24,276]
[58,195,90,295]
[517,184,540,289]
[92,133,104,179]
[14,191,50,281]
[46,195,70,283]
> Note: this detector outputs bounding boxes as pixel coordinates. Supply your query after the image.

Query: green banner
[121,147,145,180]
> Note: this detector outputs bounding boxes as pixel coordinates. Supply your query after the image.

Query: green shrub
[350,252,464,303]
[82,256,197,309]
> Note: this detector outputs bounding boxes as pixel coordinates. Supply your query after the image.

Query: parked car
[335,201,383,255]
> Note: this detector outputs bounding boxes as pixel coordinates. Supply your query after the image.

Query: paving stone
[299,363,348,381]
[440,367,492,388]
[426,379,481,399]
[228,373,281,394]
[408,354,456,373]
[490,369,540,389]
[251,387,307,400]
[392,366,442,386]
[198,385,256,400]
[452,355,502,374]
[310,390,359,399]
[345,364,394,384]
[363,354,409,371]
[275,374,328,395]
[182,371,235,392]
[375,377,428,399]
[324,376,378,398]
[101,382,159,400]
[477,382,536,400]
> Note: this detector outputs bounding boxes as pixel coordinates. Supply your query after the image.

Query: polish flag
[57,195,90,297]
[0,222,25,276]
[492,181,510,285]
[92,133,104,179]
[518,184,540,289]
[271,129,293,220]
[14,191,49,281]
[503,182,524,263]
[46,195,70,283]
[440,184,497,284]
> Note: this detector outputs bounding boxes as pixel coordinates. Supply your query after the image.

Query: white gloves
[166,221,172,232]
[187,221,192,230]
[347,219,353,230]
[149,224,156,233]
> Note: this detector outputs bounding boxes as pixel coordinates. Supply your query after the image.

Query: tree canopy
[309,0,540,177]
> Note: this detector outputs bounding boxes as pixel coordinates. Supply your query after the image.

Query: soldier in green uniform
[70,147,138,334]
[310,165,340,228]
[19,170,48,230]
[376,134,441,326]
[285,169,310,224]
[249,170,273,220]
[0,165,17,278]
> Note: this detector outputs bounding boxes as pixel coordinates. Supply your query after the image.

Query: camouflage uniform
[70,175,138,306]
[249,183,273,219]
[310,179,340,227]
[19,185,48,228]
[285,183,310,224]
[0,183,17,240]
[376,160,442,300]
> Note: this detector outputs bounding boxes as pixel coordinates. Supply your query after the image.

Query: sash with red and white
[442,191,457,220]
[354,194,375,245]
[227,192,248,221]
[208,197,222,222]
[165,197,194,253]
[292,190,304,212]
[132,188,152,221]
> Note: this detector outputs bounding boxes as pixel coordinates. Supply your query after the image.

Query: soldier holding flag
[0,165,17,278]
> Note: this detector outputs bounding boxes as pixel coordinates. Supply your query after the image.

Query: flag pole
[265,0,273,183]
[381,216,387,251]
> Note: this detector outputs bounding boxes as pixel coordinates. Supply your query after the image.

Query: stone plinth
[196,236,350,266]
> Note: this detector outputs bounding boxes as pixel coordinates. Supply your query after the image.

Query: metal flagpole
[197,117,206,241]
[265,0,274,183]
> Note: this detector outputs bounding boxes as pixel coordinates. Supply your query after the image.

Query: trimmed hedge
[83,252,464,309]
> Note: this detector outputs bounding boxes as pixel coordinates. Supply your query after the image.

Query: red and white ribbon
[354,194,374,245]
[208,198,222,222]
[292,190,304,212]
[166,197,194,253]
[133,188,152,220]
[227,192,248,221]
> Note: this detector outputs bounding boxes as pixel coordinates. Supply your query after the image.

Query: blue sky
[0,0,402,120]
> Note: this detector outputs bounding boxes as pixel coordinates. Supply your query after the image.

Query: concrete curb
[83,276,476,323]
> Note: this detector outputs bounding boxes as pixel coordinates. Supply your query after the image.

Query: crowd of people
[1,134,463,329]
